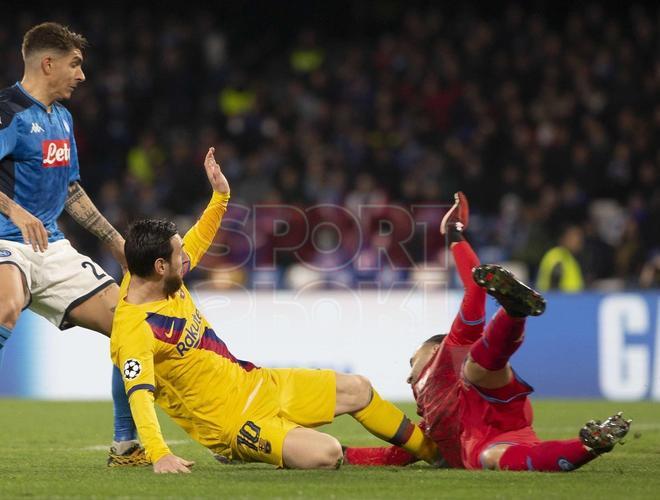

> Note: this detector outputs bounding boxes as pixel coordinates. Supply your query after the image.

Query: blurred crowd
[2,3,659,289]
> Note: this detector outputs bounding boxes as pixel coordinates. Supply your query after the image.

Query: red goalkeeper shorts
[459,372,541,469]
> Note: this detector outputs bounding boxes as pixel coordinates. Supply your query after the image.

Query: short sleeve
[65,111,80,184]
[0,106,18,161]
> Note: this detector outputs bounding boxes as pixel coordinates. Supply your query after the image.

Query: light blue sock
[0,325,11,349]
[112,364,137,442]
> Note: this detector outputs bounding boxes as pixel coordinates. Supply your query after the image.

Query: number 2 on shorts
[82,261,107,280]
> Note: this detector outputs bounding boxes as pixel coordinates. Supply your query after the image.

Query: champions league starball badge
[123,359,142,380]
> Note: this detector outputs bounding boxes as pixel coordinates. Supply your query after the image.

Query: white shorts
[0,239,115,329]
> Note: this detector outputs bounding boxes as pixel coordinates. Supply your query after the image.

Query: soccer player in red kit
[345,192,631,471]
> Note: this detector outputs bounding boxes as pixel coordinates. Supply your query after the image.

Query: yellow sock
[351,389,439,464]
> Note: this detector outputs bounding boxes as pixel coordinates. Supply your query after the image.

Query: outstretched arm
[64,182,127,271]
[181,147,231,273]
[129,389,194,473]
[112,322,194,473]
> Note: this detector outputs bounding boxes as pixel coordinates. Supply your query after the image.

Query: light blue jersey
[0,82,81,242]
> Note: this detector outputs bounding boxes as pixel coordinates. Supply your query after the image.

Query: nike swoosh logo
[163,322,176,339]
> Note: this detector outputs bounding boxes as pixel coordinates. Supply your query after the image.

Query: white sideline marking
[84,439,190,451]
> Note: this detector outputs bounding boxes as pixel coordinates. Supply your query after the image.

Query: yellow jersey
[111,192,265,462]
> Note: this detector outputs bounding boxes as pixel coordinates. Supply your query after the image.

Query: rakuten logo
[42,140,71,167]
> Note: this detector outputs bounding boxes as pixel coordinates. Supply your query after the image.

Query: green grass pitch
[0,400,658,499]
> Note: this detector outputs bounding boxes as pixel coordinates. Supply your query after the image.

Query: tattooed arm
[64,182,127,272]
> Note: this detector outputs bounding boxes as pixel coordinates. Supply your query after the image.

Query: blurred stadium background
[0,2,658,402]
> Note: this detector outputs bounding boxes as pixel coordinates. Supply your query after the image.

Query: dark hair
[423,334,447,346]
[22,22,88,58]
[125,219,178,278]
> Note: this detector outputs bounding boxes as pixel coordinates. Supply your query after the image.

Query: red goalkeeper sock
[469,308,526,370]
[344,446,417,466]
[452,241,480,286]
[498,439,597,472]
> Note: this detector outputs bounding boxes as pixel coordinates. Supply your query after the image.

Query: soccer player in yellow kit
[111,147,439,473]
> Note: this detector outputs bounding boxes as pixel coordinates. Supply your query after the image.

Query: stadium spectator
[536,225,586,292]
[2,4,658,289]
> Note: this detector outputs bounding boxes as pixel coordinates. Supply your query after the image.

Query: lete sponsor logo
[42,140,70,167]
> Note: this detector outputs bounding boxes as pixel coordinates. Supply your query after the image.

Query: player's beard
[164,274,183,298]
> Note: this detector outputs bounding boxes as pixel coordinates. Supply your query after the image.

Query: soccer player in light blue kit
[0,22,146,466]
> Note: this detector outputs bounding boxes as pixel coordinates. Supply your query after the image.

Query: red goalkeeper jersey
[412,338,470,468]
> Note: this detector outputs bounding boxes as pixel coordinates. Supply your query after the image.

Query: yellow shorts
[228,368,336,467]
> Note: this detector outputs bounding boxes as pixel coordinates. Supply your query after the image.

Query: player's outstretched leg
[0,264,27,358]
[337,374,441,465]
[444,192,486,343]
[492,412,631,472]
[466,265,545,385]
[495,439,596,472]
[107,365,149,467]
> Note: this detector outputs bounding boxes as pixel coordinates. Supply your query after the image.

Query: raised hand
[203,147,230,195]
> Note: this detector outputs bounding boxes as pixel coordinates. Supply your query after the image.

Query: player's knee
[352,374,373,410]
[314,436,343,469]
[335,373,373,414]
[0,298,22,329]
[479,447,502,470]
[463,357,489,383]
[288,435,343,469]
